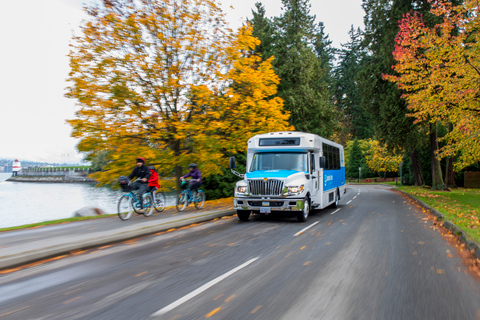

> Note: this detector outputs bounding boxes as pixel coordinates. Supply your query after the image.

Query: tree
[249,2,276,60]
[346,138,363,178]
[66,0,292,187]
[333,26,373,140]
[359,0,434,186]
[365,139,403,178]
[271,0,339,137]
[386,1,480,173]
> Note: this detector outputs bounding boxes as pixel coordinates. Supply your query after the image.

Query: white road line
[294,221,319,236]
[331,209,341,215]
[346,200,352,204]
[353,196,357,199]
[151,257,260,317]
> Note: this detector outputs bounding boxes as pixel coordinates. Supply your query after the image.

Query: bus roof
[247,131,343,152]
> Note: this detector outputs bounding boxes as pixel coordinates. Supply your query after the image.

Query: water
[0,173,173,229]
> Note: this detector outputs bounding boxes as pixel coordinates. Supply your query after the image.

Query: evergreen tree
[313,22,336,88]
[359,0,433,186]
[249,3,276,60]
[347,138,363,178]
[272,0,339,137]
[333,26,373,140]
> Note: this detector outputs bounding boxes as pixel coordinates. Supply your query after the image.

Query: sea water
[0,173,172,228]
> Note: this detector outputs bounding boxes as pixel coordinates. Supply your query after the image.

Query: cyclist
[128,157,151,212]
[147,165,160,192]
[180,163,202,197]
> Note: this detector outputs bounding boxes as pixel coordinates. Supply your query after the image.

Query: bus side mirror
[319,156,326,169]
[230,156,236,169]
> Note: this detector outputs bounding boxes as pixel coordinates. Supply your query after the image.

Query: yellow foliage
[66,1,291,187]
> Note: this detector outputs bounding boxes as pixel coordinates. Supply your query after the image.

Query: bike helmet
[136,157,145,163]
[148,165,156,171]
[188,163,197,169]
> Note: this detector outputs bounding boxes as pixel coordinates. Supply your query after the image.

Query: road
[1,185,480,319]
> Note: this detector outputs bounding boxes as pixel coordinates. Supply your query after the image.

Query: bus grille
[248,179,284,196]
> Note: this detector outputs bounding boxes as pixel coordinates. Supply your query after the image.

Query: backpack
[118,176,132,192]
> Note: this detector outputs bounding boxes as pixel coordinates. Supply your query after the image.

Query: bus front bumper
[233,197,305,213]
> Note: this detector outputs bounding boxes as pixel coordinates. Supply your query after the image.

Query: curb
[0,209,237,271]
[395,189,480,260]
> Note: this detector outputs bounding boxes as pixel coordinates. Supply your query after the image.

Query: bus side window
[310,153,315,173]
[319,156,326,169]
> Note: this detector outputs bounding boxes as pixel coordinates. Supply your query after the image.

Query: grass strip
[398,186,480,244]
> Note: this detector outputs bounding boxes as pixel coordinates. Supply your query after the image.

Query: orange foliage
[385,0,480,170]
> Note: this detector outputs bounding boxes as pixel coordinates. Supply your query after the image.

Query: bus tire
[237,210,250,221]
[297,197,310,222]
[330,189,339,208]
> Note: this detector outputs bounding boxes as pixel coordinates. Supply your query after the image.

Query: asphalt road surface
[1,185,480,320]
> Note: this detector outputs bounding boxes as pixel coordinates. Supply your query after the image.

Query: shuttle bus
[230,131,345,222]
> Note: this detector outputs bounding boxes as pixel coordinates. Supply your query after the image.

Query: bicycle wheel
[153,189,166,212]
[117,195,133,220]
[176,192,187,212]
[132,194,141,214]
[142,193,154,217]
[194,190,205,209]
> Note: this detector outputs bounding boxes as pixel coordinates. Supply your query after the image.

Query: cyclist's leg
[189,181,201,198]
[137,183,149,208]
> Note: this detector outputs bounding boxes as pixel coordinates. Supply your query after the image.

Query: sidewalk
[0,205,236,271]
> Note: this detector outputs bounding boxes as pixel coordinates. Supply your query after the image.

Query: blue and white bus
[230,131,345,222]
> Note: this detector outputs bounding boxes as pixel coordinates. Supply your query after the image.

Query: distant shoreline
[7,176,97,183]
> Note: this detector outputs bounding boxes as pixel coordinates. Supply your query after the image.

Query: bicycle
[176,182,205,212]
[150,187,166,212]
[117,188,154,221]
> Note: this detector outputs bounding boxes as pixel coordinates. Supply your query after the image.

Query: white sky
[0,0,364,164]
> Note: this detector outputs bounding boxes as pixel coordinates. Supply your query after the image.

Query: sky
[0,0,364,164]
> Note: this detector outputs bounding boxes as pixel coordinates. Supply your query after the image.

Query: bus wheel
[237,210,250,221]
[297,197,310,222]
[330,189,339,208]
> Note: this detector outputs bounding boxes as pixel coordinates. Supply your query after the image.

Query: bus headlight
[237,186,247,194]
[286,185,304,195]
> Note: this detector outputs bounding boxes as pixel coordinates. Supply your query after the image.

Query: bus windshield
[250,152,308,172]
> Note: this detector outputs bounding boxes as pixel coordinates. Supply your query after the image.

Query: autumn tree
[386,1,480,177]
[365,139,403,178]
[66,0,291,187]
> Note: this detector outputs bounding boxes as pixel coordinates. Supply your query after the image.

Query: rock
[73,206,106,217]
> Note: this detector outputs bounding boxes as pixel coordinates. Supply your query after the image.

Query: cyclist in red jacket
[148,166,160,192]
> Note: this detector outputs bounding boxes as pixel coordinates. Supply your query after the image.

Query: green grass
[0,214,114,233]
[399,186,480,244]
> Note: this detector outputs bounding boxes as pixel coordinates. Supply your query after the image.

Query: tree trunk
[409,147,425,186]
[430,122,448,191]
[444,123,456,188]
[445,156,456,188]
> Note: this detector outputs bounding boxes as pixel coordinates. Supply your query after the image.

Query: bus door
[309,152,319,200]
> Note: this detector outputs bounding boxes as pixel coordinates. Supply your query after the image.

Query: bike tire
[176,192,187,212]
[117,195,133,220]
[143,193,154,217]
[153,190,166,212]
[132,194,141,214]
[194,190,206,209]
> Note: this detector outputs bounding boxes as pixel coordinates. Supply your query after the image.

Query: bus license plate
[260,207,271,213]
